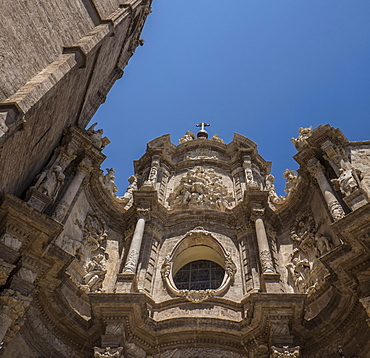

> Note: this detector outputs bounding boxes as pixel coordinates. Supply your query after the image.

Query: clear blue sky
[91,0,370,195]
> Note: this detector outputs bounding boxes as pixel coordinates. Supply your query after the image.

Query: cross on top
[196,122,210,131]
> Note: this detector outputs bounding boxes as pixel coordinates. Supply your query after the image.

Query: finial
[196,122,210,139]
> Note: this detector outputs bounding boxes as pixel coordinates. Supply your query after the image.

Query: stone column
[253,208,275,275]
[52,158,92,222]
[123,209,149,274]
[307,158,345,221]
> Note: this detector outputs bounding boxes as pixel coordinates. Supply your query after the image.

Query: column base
[115,272,137,293]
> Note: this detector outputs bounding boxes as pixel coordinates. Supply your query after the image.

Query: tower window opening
[173,260,225,290]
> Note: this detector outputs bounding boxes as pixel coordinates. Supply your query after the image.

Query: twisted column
[307,158,345,221]
[123,208,149,274]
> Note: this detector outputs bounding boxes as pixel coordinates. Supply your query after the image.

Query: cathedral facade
[1,1,370,357]
[0,123,370,357]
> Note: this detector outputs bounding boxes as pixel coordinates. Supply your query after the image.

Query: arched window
[173,260,225,290]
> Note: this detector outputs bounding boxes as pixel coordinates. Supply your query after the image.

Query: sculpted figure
[37,165,65,199]
[211,134,224,143]
[87,122,106,149]
[82,253,107,292]
[117,175,137,204]
[291,126,312,149]
[332,168,359,196]
[315,233,332,257]
[179,130,196,144]
[287,258,310,293]
[271,346,300,358]
[101,168,118,195]
[283,169,299,194]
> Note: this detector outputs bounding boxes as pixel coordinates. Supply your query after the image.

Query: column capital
[307,158,323,177]
[137,207,150,220]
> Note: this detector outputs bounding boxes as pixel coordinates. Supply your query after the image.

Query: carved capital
[271,346,300,357]
[93,346,123,358]
[307,158,323,177]
[0,289,31,322]
[137,207,150,220]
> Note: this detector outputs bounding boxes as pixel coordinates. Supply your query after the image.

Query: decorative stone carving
[93,346,123,357]
[331,168,360,196]
[291,126,312,150]
[179,289,216,303]
[266,174,283,204]
[0,233,22,251]
[143,154,160,187]
[283,169,300,195]
[117,175,137,205]
[0,259,15,286]
[260,250,275,273]
[286,258,310,293]
[169,166,234,211]
[243,155,261,189]
[315,233,332,257]
[82,214,108,253]
[179,130,196,144]
[211,134,224,143]
[161,228,237,303]
[185,149,219,160]
[34,165,65,199]
[101,168,118,195]
[87,122,109,149]
[271,346,300,357]
[82,253,107,292]
[290,214,316,253]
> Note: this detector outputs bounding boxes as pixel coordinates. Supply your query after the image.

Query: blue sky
[92,0,370,195]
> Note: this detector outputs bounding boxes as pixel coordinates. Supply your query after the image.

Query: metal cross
[196,122,210,131]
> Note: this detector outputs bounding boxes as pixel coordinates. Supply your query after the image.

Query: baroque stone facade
[1,124,370,357]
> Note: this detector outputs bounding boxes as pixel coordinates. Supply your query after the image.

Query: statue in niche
[291,126,312,150]
[82,252,107,291]
[315,233,332,257]
[331,168,360,196]
[117,175,137,205]
[286,258,310,293]
[179,130,196,144]
[101,168,118,195]
[34,165,65,199]
[169,166,234,211]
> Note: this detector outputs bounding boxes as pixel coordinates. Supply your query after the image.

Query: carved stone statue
[211,134,224,143]
[266,174,283,204]
[101,168,118,195]
[82,253,107,292]
[283,169,300,195]
[291,126,312,150]
[331,168,359,196]
[315,233,332,257]
[179,130,196,144]
[117,175,137,204]
[286,258,310,293]
[169,166,234,211]
[35,165,65,199]
[87,122,109,149]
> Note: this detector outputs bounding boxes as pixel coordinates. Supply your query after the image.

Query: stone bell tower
[1,124,370,357]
